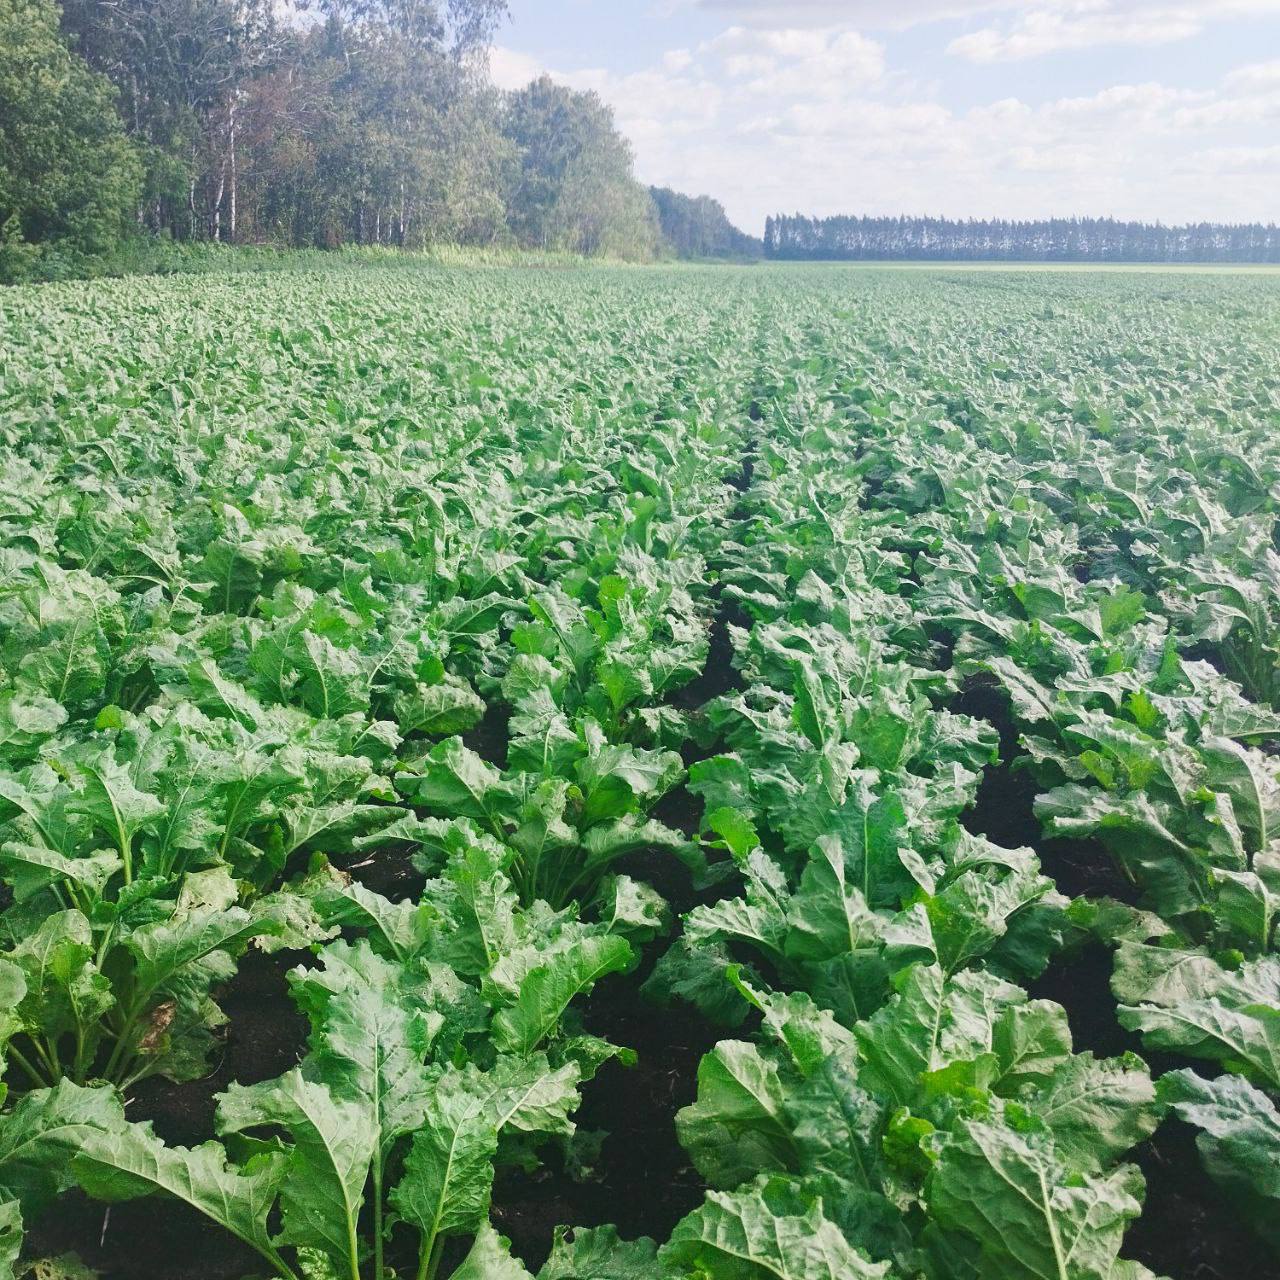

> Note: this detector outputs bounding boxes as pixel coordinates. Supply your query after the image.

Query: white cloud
[680,0,1280,40]
[488,46,543,91]
[493,12,1280,234]
[706,26,887,96]
[1174,90,1280,129]
[1179,143,1280,174]
[949,1,1280,63]
[1224,58,1280,90]
[672,0,1018,30]
[723,53,775,76]
[949,9,1197,61]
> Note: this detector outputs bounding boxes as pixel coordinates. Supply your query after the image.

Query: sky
[487,1,1280,234]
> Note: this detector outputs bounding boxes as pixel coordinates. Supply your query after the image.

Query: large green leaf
[539,1225,666,1279]
[389,1070,499,1262]
[217,1069,375,1277]
[484,1053,582,1136]
[1023,1054,1159,1172]
[676,1041,799,1188]
[0,1081,124,1214]
[1114,946,1280,1089]
[5,910,112,1046]
[928,1120,1145,1280]
[783,836,883,963]
[491,934,632,1054]
[660,1175,892,1279]
[452,1223,535,1280]
[1157,1069,1280,1248]
[856,966,1023,1106]
[126,905,280,1002]
[410,738,509,829]
[72,1121,286,1268]
[288,941,434,1159]
[0,1200,19,1280]
[68,753,165,861]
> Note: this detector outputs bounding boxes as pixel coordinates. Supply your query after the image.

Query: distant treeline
[765,215,1280,264]
[650,188,762,260]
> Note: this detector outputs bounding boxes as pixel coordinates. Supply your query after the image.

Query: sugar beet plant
[0,262,1278,1280]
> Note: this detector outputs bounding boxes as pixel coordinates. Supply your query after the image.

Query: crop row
[0,265,1276,1279]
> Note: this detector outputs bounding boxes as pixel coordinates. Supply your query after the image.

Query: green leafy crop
[2,261,1280,1279]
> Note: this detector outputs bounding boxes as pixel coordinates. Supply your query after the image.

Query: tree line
[649,188,762,260]
[765,215,1280,264]
[0,0,756,278]
[17,0,1269,282]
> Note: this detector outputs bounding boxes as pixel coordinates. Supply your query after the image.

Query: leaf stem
[73,1024,88,1083]
[372,1158,385,1280]
[101,1003,144,1083]
[6,1042,51,1090]
[347,1212,362,1280]
[417,1232,445,1280]
[32,1036,60,1080]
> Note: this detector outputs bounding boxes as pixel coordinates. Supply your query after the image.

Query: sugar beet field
[0,262,1278,1280]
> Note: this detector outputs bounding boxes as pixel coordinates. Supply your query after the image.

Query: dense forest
[649,188,762,260]
[0,0,755,278]
[765,214,1280,263]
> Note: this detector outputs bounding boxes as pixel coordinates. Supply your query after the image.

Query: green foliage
[3,262,1280,1279]
[0,0,140,280]
[503,77,660,261]
[650,187,762,261]
[1157,1070,1280,1248]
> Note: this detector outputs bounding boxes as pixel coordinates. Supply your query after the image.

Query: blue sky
[489,2,1280,233]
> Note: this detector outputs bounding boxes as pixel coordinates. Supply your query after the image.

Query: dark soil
[463,699,512,768]
[44,428,1280,1280]
[127,949,311,1146]
[485,452,760,1269]
[26,1189,264,1280]
[341,841,428,902]
[1030,936,1280,1280]
[25,949,311,1280]
[671,593,751,715]
[955,673,1139,903]
[652,783,701,841]
[962,753,1139,904]
[1127,1122,1280,1280]
[489,966,722,1271]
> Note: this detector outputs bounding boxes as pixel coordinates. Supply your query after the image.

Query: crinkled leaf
[72,1120,285,1266]
[1157,1069,1280,1248]
[539,1224,665,1280]
[0,1081,125,1215]
[928,1120,1146,1280]
[288,941,434,1159]
[0,1199,18,1280]
[1114,947,1280,1089]
[389,1071,498,1255]
[492,934,632,1055]
[452,1223,535,1280]
[660,1175,891,1279]
[216,1070,374,1274]
[676,1042,799,1187]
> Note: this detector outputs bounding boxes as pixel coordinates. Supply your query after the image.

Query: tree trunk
[212,160,226,241]
[228,93,238,243]
[186,135,197,241]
